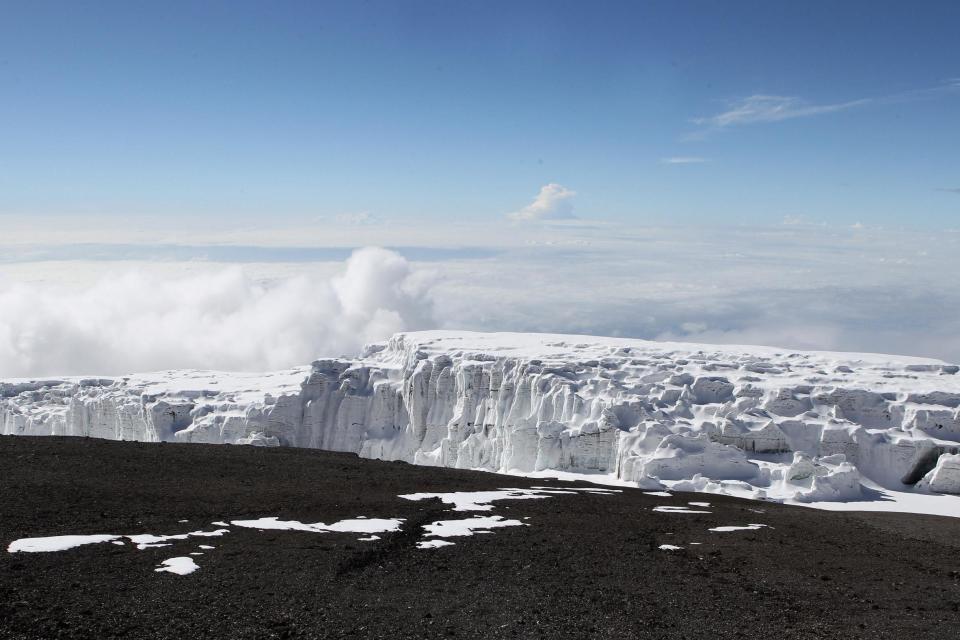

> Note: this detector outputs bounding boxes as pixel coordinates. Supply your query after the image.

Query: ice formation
[4,330,960,509]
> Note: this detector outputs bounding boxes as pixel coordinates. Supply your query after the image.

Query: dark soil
[1,436,958,639]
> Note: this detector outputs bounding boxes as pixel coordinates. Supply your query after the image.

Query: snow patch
[155,557,199,575]
[230,517,403,534]
[417,539,455,549]
[399,487,616,512]
[709,524,768,533]
[652,506,712,514]
[127,528,229,550]
[8,534,120,553]
[422,516,527,539]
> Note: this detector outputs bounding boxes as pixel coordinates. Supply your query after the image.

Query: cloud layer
[2,222,960,377]
[0,248,434,377]
[425,224,960,364]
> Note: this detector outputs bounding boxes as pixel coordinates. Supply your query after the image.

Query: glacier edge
[4,330,960,508]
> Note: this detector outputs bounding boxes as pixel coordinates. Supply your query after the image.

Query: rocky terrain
[2,435,959,639]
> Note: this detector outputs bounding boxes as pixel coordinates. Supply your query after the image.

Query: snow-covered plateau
[4,330,960,515]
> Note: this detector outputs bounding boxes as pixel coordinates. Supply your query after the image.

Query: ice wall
[4,331,960,502]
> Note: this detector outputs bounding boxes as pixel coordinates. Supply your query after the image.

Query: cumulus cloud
[508,183,578,221]
[0,247,435,377]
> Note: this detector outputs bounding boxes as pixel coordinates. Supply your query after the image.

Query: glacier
[3,330,960,511]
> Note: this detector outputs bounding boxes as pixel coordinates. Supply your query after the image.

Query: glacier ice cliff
[4,331,960,504]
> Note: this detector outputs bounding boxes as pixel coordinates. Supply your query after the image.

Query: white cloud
[0,247,435,377]
[3,222,960,377]
[692,80,960,131]
[693,95,867,128]
[425,224,960,363]
[660,157,709,164]
[508,183,578,221]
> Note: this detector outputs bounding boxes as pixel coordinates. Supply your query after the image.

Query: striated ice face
[4,330,960,512]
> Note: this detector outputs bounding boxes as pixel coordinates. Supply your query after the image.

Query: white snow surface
[7,535,120,553]
[652,506,712,514]
[417,539,455,549]
[422,516,527,539]
[4,330,960,516]
[155,557,199,575]
[127,528,229,550]
[229,517,404,534]
[399,487,617,512]
[709,524,768,533]
[8,529,231,554]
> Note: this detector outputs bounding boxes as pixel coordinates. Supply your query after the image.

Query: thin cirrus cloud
[692,94,869,128]
[693,79,960,130]
[508,183,578,222]
[936,188,960,194]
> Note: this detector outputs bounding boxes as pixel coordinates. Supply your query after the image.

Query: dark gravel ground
[1,435,959,640]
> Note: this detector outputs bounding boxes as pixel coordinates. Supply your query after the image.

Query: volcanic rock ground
[1,436,958,639]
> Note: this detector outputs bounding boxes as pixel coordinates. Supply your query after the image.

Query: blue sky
[2,1,958,228]
[2,2,960,372]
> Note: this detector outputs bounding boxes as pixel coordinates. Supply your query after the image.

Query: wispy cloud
[693,79,960,131]
[693,95,868,128]
[660,156,710,165]
[936,187,960,194]
[508,183,578,222]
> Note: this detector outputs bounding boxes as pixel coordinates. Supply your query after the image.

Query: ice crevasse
[3,330,960,504]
